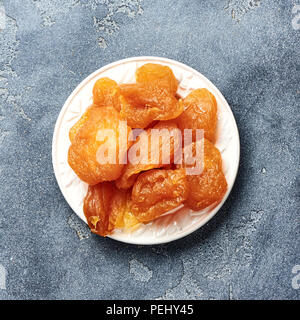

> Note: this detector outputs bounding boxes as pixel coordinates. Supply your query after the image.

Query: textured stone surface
[0,0,299,300]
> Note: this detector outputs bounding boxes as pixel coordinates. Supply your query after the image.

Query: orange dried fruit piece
[83,182,113,236]
[177,89,217,143]
[93,77,121,111]
[131,169,189,223]
[119,93,158,129]
[136,63,178,95]
[179,139,227,211]
[121,211,141,233]
[69,105,93,143]
[68,105,131,185]
[119,83,184,129]
[83,183,138,236]
[108,187,140,233]
[116,121,182,190]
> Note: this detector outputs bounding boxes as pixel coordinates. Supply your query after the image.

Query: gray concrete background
[0,0,299,300]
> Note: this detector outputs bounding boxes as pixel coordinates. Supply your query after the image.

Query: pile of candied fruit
[68,63,228,237]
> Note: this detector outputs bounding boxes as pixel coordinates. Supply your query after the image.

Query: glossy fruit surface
[120,83,183,128]
[136,63,178,95]
[83,182,114,236]
[177,89,217,142]
[83,182,139,236]
[116,121,182,189]
[68,106,131,185]
[179,139,227,211]
[119,64,181,128]
[69,105,94,143]
[131,169,188,223]
[93,77,121,111]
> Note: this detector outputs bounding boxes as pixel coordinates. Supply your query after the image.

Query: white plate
[52,57,240,245]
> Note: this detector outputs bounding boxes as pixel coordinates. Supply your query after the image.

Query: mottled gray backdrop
[0,0,299,300]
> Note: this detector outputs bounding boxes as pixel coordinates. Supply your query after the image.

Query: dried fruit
[177,89,217,142]
[68,106,131,185]
[68,63,227,236]
[69,105,94,143]
[83,182,113,236]
[119,64,182,128]
[120,83,183,128]
[83,183,138,236]
[116,121,182,189]
[93,77,121,111]
[179,139,227,211]
[136,63,178,95]
[108,187,140,233]
[131,169,189,223]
